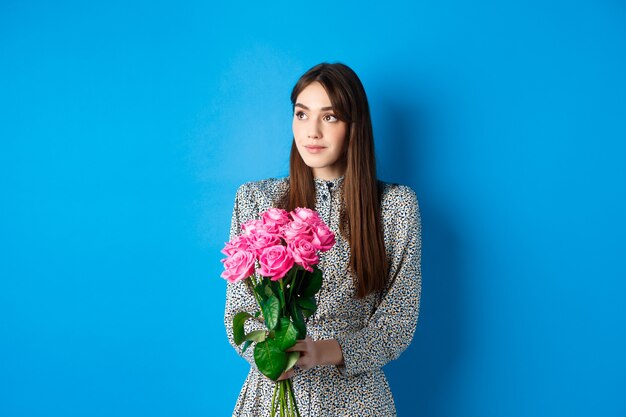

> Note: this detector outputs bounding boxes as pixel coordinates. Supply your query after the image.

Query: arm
[286,337,344,369]
[223,183,267,369]
[334,186,422,378]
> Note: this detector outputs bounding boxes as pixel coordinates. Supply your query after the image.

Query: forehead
[296,81,332,106]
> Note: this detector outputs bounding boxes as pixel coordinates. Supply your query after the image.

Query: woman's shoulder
[234,175,289,205]
[377,180,421,253]
[379,180,418,206]
[378,179,420,222]
[236,175,289,193]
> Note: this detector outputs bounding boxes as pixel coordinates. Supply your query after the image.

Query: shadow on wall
[378,97,469,417]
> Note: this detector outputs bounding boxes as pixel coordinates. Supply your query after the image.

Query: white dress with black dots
[224,175,422,417]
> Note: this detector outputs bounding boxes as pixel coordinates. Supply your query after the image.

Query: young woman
[224,62,422,416]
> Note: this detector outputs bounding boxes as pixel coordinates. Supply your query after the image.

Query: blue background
[1,1,625,416]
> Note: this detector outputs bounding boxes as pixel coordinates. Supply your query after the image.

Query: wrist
[316,339,345,366]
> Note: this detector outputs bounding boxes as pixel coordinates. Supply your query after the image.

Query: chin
[303,161,323,169]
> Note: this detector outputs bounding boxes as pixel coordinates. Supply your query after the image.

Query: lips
[304,145,326,154]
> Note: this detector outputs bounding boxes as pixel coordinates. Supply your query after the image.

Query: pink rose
[287,238,319,272]
[283,219,314,244]
[311,224,336,252]
[257,245,295,281]
[290,207,323,226]
[262,208,291,230]
[220,250,256,283]
[221,235,252,257]
[260,221,283,236]
[241,219,265,235]
[247,230,282,256]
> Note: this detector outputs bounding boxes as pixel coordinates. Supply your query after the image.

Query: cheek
[292,119,304,139]
[330,125,347,146]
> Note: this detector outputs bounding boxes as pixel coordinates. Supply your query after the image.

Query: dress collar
[313,175,345,190]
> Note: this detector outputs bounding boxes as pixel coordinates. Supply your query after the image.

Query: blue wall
[1,1,624,416]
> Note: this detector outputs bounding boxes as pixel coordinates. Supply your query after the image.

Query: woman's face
[292,81,348,180]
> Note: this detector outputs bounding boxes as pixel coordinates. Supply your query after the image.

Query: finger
[286,342,306,352]
[295,354,311,367]
[277,369,295,381]
[298,361,311,371]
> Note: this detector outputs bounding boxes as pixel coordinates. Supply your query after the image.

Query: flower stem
[287,268,297,300]
[280,380,286,417]
[271,381,279,416]
[287,379,301,417]
[294,268,305,297]
[246,277,263,306]
[279,279,287,316]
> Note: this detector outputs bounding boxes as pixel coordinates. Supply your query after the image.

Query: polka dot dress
[224,175,422,416]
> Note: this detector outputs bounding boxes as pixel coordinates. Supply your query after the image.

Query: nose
[307,121,321,139]
[307,131,320,139]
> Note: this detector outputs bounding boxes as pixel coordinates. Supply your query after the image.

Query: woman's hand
[286,336,320,370]
[276,368,295,381]
[286,336,345,370]
[262,337,345,381]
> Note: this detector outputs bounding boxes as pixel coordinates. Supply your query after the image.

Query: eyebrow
[294,103,334,111]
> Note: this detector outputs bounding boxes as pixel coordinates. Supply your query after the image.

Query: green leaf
[241,340,252,354]
[261,295,280,330]
[233,312,252,345]
[254,339,287,381]
[300,268,323,297]
[255,283,268,301]
[245,330,267,343]
[285,351,300,371]
[274,318,298,350]
[290,302,307,340]
[263,283,275,299]
[297,296,316,311]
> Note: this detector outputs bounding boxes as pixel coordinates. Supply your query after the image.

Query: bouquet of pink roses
[221,207,336,417]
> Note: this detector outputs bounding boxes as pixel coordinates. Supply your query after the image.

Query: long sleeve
[334,185,422,378]
[223,183,267,370]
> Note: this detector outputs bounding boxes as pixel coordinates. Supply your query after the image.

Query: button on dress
[224,175,422,417]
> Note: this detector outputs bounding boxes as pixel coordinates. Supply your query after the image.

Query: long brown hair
[276,62,388,299]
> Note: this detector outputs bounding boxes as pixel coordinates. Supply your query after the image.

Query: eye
[323,114,338,122]
[295,111,307,120]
